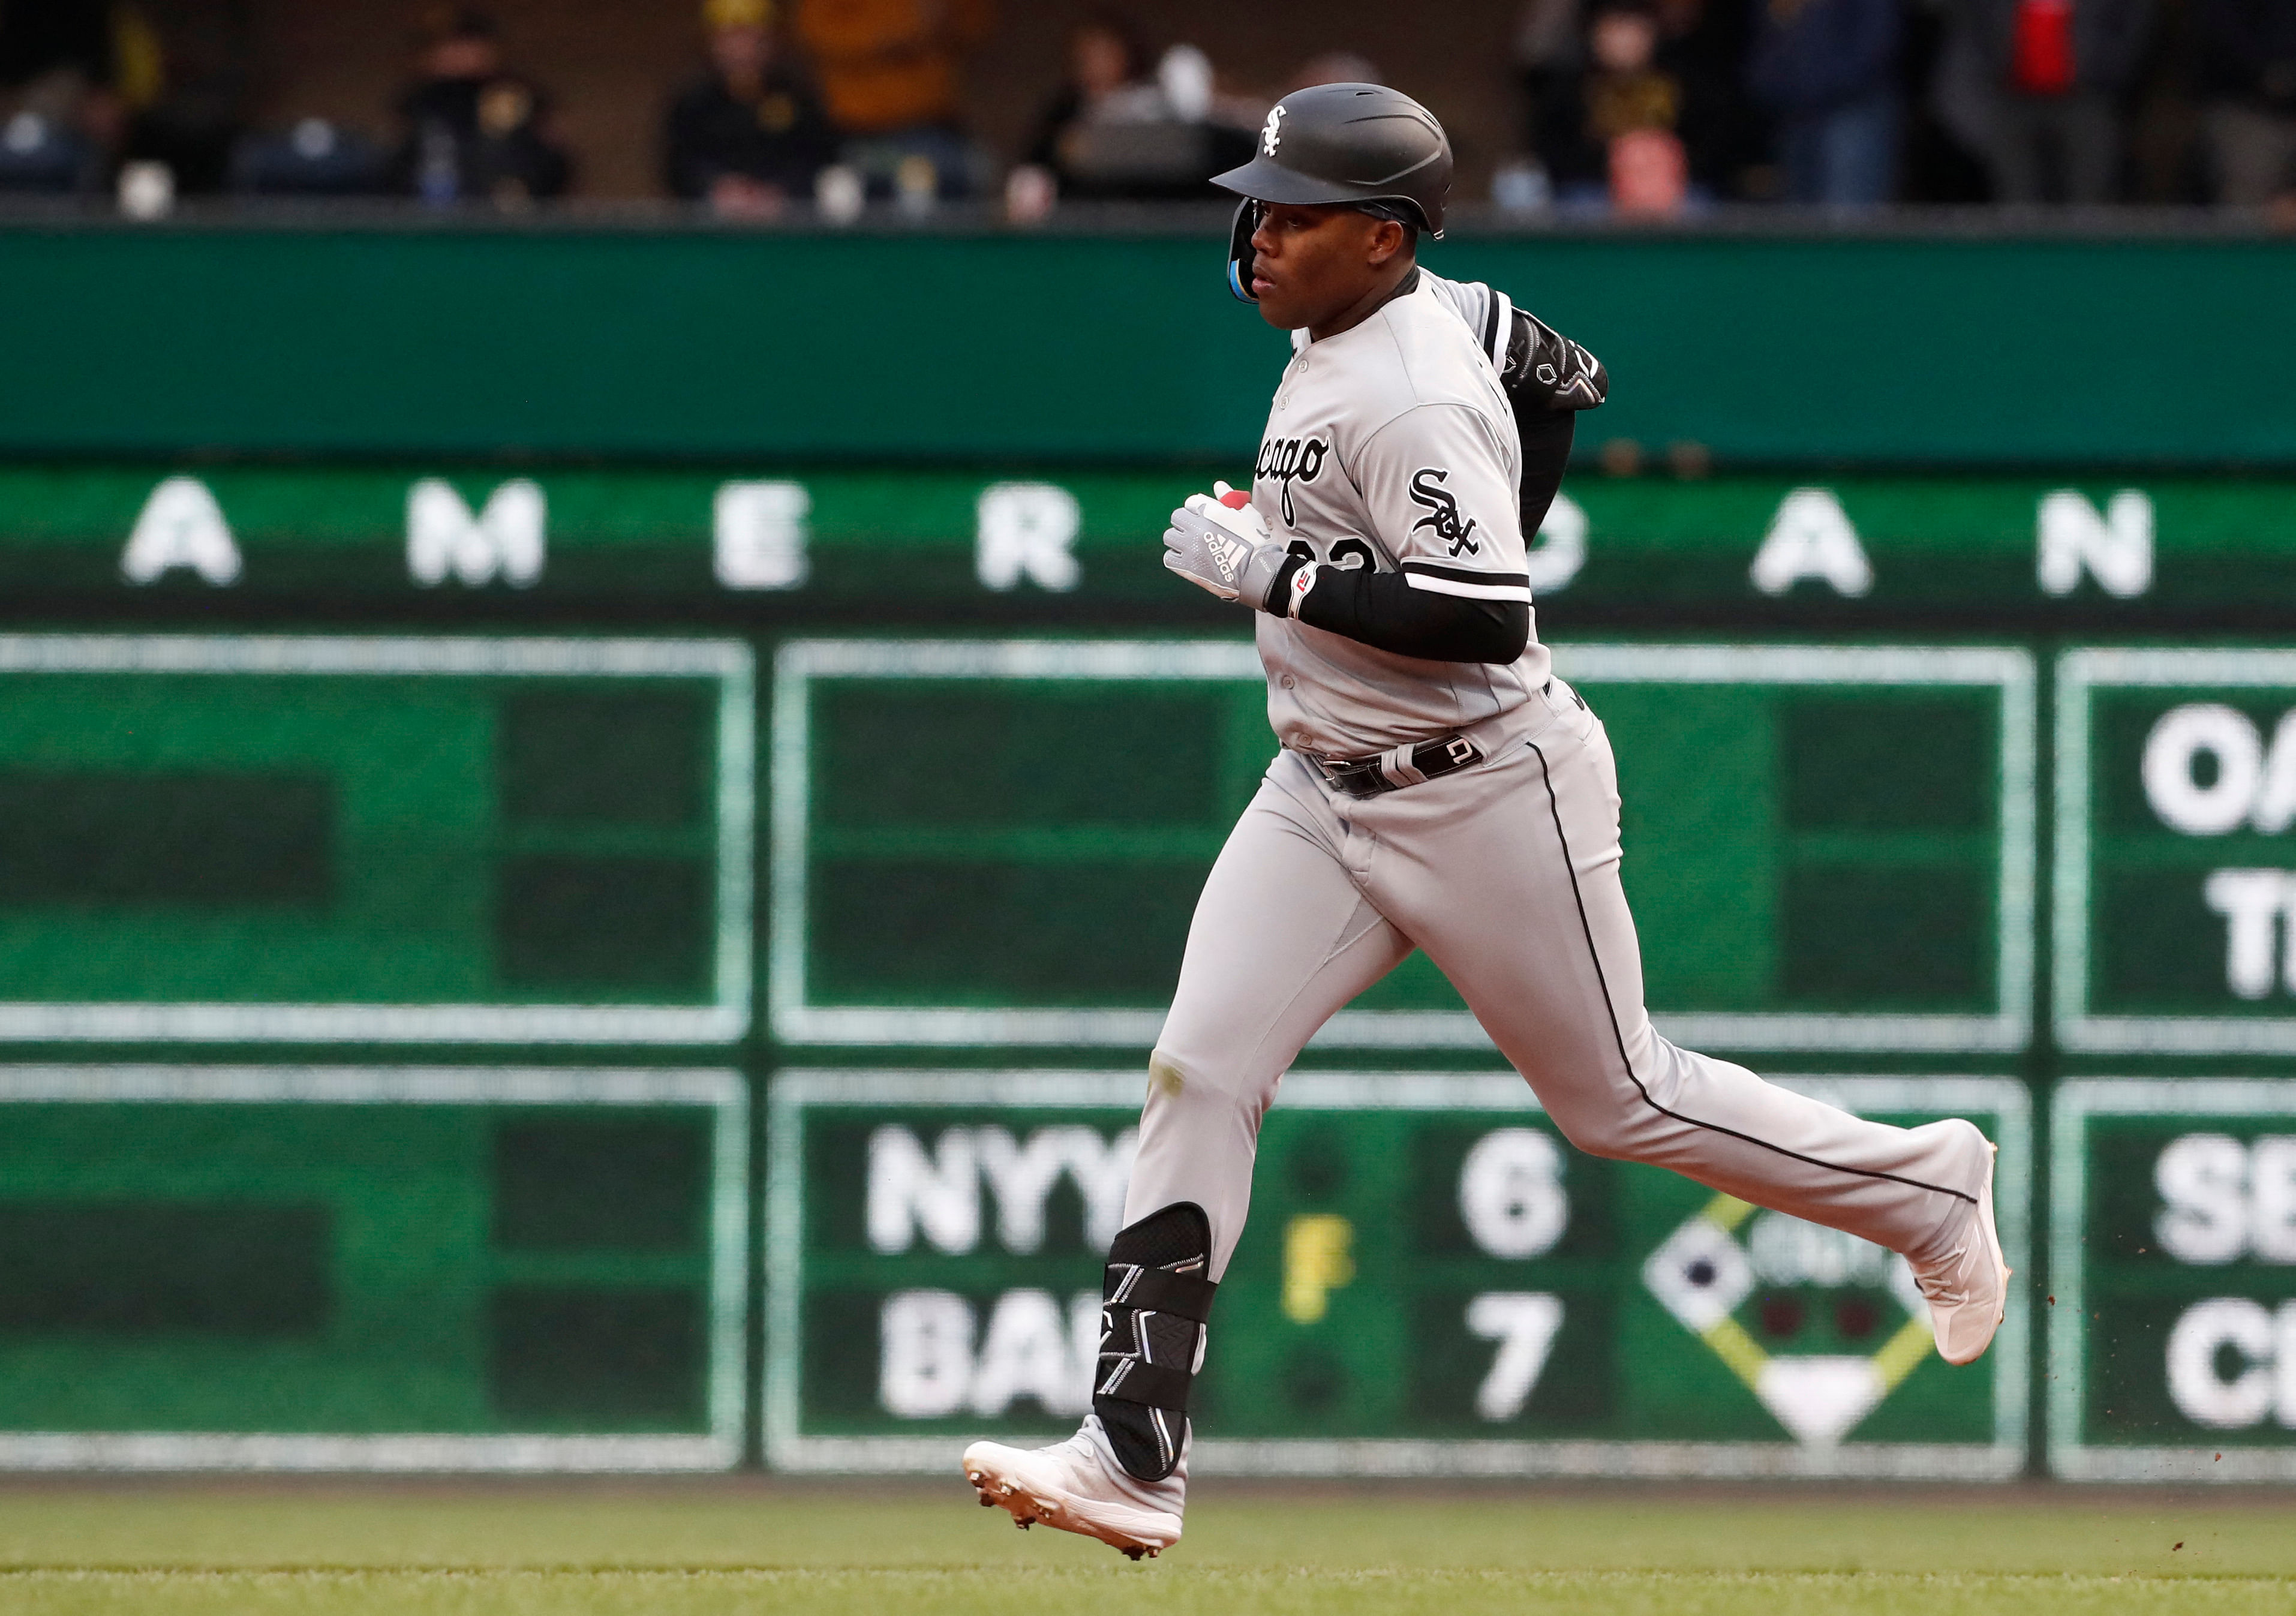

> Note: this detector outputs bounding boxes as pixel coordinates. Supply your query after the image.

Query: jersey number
[1286,538,1375,570]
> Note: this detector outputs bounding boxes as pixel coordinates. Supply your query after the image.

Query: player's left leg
[1354,681,2007,1362]
[965,759,1413,1554]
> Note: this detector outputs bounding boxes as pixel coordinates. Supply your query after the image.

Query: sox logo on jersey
[1407,467,1480,555]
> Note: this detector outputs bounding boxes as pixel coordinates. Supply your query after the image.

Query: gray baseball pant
[1128,678,1988,1281]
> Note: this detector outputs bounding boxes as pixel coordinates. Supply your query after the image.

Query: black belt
[1312,732,1486,798]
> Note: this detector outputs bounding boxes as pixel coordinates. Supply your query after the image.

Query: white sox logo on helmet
[1260,104,1285,155]
[1408,467,1480,555]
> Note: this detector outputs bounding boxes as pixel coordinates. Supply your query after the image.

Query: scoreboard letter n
[2037,489,2152,598]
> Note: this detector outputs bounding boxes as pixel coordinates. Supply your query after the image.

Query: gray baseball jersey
[1252,274,1553,757]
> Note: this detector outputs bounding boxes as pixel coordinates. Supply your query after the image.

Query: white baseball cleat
[962,1420,1184,1561]
[1913,1130,2010,1366]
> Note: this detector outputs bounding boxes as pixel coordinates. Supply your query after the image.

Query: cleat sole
[958,1440,1180,1560]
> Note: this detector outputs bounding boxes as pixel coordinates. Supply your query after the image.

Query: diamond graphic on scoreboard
[1642,1212,1753,1330]
[1643,1191,1936,1447]
[1755,1356,1883,1446]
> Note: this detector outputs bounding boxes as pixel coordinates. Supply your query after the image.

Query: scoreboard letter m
[407,479,546,588]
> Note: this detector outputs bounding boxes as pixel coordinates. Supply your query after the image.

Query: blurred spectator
[2196,0,2296,207]
[0,106,98,193]
[231,118,390,197]
[665,0,837,214]
[794,0,990,197]
[1657,0,1771,196]
[1897,0,1997,201]
[1538,0,1696,209]
[1526,0,1767,203]
[1021,17,1254,200]
[2121,0,2204,203]
[1748,0,1904,203]
[1936,0,2151,201]
[0,0,113,118]
[1021,12,1149,193]
[118,1,255,196]
[0,0,117,188]
[1517,0,1587,167]
[390,7,570,205]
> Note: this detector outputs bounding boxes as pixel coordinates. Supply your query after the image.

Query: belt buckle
[1313,752,1387,798]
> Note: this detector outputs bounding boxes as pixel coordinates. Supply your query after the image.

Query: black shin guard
[1093,1202,1217,1482]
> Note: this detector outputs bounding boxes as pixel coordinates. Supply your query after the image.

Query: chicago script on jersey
[1407,467,1480,555]
[1255,435,1329,527]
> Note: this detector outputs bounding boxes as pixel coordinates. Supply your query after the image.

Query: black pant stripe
[1526,740,1976,1208]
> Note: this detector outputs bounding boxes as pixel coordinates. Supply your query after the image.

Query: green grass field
[1,1479,2290,1615]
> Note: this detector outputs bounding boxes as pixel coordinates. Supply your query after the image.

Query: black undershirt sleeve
[1517,408,1576,539]
[1263,558,1530,663]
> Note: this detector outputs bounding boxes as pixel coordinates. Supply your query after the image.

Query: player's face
[1247,203,1402,332]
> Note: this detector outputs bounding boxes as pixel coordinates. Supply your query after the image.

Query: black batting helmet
[1214,82,1452,302]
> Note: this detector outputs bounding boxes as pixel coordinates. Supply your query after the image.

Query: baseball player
[964,83,2007,1560]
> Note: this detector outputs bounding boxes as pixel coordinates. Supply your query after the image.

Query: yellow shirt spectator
[794,0,991,134]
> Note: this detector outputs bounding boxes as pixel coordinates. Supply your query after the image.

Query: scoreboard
[2,625,2295,1479]
[771,639,2033,1052]
[2056,650,2296,1055]
[0,1065,745,1470]
[0,635,752,1044]
[766,1069,2030,1478]
[2050,1081,2296,1481]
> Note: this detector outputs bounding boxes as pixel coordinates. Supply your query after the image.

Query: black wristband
[1260,554,1309,614]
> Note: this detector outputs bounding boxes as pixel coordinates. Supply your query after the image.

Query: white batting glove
[1162,483,1287,608]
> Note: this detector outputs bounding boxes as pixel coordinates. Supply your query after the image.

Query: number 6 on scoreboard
[1465,1292,1565,1422]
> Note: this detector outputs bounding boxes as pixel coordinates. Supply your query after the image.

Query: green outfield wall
[0,221,2289,465]
[2,221,2294,1479]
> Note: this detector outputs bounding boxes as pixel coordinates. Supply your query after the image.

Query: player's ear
[1367,218,1408,268]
